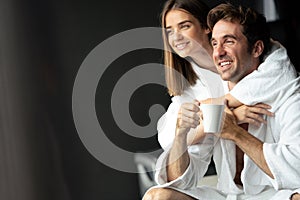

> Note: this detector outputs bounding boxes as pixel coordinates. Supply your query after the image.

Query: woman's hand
[291,193,300,200]
[232,103,274,127]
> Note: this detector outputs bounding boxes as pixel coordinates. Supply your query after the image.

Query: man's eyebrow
[223,34,237,40]
[210,34,237,43]
[166,20,192,29]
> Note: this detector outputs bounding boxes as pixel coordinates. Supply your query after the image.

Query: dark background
[0,0,298,200]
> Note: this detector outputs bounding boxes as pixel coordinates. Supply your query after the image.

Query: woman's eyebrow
[166,20,192,29]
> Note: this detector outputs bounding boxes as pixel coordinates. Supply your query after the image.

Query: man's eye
[181,24,190,29]
[225,40,234,44]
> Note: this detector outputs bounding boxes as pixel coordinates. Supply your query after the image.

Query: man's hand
[176,101,201,134]
[176,100,206,145]
[219,105,240,141]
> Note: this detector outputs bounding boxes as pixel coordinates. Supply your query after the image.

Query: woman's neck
[190,44,218,73]
[192,55,218,73]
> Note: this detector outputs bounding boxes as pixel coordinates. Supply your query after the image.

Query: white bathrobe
[151,40,300,200]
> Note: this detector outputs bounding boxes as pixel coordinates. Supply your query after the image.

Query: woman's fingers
[250,105,274,117]
[254,103,272,109]
[243,112,265,126]
[245,104,274,125]
[233,103,274,126]
[253,103,271,109]
[248,112,267,123]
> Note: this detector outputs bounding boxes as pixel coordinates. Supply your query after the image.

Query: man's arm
[167,102,201,181]
[167,128,190,181]
[221,109,274,179]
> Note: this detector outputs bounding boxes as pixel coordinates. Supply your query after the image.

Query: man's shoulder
[277,92,300,114]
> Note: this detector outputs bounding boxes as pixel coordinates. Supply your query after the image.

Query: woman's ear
[253,40,264,58]
[204,27,211,35]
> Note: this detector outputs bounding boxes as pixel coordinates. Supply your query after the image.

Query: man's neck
[228,81,236,91]
[228,66,259,91]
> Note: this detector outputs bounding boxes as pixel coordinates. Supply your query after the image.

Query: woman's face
[165,9,210,59]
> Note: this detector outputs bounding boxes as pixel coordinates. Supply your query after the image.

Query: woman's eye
[166,30,173,35]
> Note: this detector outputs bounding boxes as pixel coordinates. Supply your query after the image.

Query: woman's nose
[172,30,183,41]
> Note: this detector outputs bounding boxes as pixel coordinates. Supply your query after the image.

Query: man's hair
[207,3,271,61]
[160,0,210,96]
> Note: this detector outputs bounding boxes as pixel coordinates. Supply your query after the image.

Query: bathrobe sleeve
[154,62,224,190]
[157,87,203,150]
[155,94,214,189]
[263,94,300,190]
[157,102,178,150]
[229,40,298,111]
[154,136,214,189]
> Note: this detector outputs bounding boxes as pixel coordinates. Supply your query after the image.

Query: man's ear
[252,40,264,58]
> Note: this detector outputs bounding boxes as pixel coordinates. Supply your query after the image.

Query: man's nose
[213,44,226,57]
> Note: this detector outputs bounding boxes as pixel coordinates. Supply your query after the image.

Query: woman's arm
[225,93,243,108]
[232,103,274,126]
[201,95,274,127]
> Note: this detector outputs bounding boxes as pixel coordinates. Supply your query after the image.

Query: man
[208,3,300,199]
[143,3,300,200]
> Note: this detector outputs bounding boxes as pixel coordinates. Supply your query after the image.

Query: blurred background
[0,0,298,200]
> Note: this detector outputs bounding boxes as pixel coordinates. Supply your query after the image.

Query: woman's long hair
[160,0,210,96]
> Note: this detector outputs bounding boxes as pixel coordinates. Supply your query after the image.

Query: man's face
[211,20,257,84]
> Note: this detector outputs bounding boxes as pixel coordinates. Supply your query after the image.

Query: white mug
[200,104,225,133]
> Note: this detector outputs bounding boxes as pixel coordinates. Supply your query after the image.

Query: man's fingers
[181,102,200,112]
[178,116,199,128]
[178,103,201,129]
[180,109,200,121]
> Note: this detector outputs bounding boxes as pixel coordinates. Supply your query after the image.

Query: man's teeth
[221,61,231,66]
